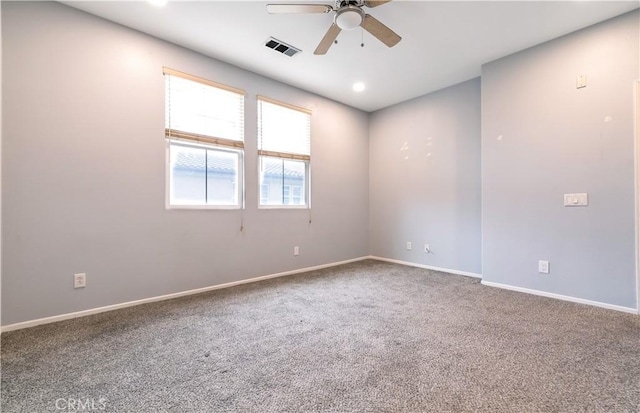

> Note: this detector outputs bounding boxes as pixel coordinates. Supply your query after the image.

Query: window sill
[258,205,310,210]
[166,204,242,210]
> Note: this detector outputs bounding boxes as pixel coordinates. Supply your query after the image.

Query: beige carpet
[2,259,639,412]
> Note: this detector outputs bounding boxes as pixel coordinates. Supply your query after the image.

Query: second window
[257,96,311,208]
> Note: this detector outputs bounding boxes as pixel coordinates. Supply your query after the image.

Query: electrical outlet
[424,244,431,253]
[538,260,549,274]
[406,242,412,250]
[294,246,299,256]
[74,273,86,289]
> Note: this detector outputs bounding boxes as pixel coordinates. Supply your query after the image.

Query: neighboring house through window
[260,184,270,205]
[164,68,245,208]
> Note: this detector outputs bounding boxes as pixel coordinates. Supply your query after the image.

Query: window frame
[165,140,244,210]
[257,156,310,210]
[256,95,311,209]
[164,67,245,210]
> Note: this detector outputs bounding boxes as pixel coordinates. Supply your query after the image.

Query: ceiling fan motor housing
[335,5,365,30]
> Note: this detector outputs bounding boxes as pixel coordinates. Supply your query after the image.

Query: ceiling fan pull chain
[361,27,364,47]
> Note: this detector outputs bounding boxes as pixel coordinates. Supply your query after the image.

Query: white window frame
[165,140,244,210]
[257,95,311,209]
[164,67,245,209]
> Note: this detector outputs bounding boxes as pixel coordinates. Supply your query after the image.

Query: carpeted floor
[1,259,639,412]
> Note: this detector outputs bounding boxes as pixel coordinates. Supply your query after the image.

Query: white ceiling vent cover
[265,37,302,57]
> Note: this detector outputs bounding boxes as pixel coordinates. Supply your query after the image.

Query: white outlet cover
[538,260,550,274]
[406,242,412,250]
[74,273,86,288]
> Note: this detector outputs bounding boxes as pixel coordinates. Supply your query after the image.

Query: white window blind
[164,68,245,208]
[257,96,311,160]
[164,67,245,148]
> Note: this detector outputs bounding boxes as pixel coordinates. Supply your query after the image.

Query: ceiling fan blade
[363,0,391,8]
[314,23,341,55]
[361,14,401,48]
[266,4,333,14]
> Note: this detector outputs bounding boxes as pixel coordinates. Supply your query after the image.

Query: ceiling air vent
[265,37,302,57]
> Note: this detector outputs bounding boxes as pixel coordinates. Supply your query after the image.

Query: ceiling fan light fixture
[335,6,364,30]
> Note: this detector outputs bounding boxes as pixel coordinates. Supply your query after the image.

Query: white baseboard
[481,280,639,315]
[368,255,482,279]
[0,256,370,333]
[369,256,639,315]
[5,256,635,332]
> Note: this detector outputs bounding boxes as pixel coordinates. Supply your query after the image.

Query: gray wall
[3,3,639,326]
[369,79,482,275]
[1,2,370,325]
[481,10,639,309]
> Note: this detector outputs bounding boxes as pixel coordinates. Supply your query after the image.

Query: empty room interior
[1,0,639,412]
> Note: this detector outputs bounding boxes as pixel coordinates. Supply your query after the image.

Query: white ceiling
[61,0,639,112]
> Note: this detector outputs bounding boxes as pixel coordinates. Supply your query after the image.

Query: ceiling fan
[266,1,401,55]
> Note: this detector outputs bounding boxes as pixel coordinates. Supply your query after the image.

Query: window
[257,96,311,207]
[283,185,303,205]
[164,68,245,208]
[260,184,270,205]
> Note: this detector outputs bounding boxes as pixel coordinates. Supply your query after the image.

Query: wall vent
[265,37,302,57]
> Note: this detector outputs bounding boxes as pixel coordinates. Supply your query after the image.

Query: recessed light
[148,0,168,7]
[353,82,365,92]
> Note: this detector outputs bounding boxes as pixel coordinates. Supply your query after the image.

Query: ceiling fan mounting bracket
[336,0,363,8]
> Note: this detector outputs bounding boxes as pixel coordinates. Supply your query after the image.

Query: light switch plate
[564,193,588,207]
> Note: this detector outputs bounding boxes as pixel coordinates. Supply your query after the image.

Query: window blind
[164,67,245,148]
[257,95,311,160]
